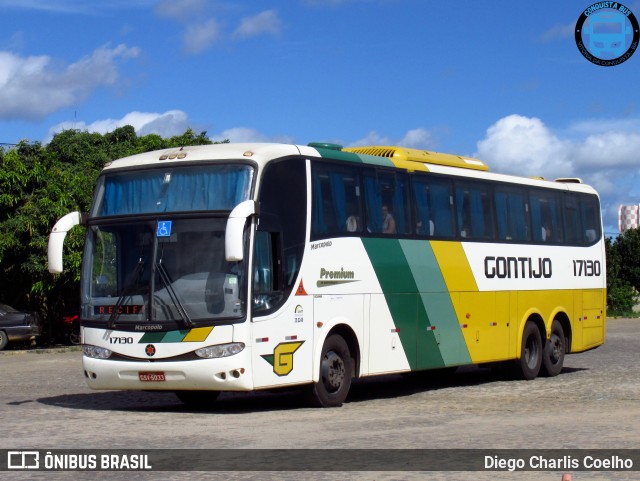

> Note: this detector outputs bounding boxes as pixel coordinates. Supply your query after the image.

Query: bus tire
[0,330,7,351]
[175,390,220,408]
[513,322,542,380]
[541,320,565,377]
[308,334,352,407]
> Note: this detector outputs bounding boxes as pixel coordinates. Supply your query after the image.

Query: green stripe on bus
[399,240,473,367]
[362,238,446,370]
[139,332,166,343]
[315,147,394,167]
[162,330,191,342]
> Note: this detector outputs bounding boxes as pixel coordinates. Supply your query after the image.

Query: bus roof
[101,141,596,195]
[344,145,489,172]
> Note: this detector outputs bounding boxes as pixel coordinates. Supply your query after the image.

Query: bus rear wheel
[541,320,565,377]
[513,322,542,380]
[308,335,352,407]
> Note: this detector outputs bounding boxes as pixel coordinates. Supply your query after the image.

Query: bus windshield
[92,164,254,217]
[81,217,246,326]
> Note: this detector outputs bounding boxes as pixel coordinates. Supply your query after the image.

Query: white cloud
[475,114,640,232]
[210,127,294,144]
[348,131,392,147]
[155,0,206,21]
[0,44,139,121]
[155,5,282,54]
[49,117,294,145]
[348,128,437,150]
[184,19,221,54]
[48,110,191,140]
[232,10,282,40]
[538,23,574,43]
[475,114,573,179]
[399,128,437,150]
[0,0,158,14]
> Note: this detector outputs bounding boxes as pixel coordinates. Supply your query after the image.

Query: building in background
[619,204,640,232]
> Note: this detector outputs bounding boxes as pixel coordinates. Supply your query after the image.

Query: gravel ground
[1,318,638,481]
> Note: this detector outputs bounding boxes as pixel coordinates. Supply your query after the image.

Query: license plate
[138,372,166,382]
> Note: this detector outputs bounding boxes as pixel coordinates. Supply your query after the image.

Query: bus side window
[530,190,563,243]
[363,170,410,235]
[412,178,432,237]
[580,194,601,245]
[563,194,582,245]
[495,189,531,241]
[311,163,362,237]
[455,181,494,240]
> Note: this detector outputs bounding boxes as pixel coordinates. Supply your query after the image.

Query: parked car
[0,303,43,350]
[61,312,80,345]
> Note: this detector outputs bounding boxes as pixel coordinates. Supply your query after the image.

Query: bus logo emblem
[575,2,639,66]
[145,344,156,357]
[261,341,304,376]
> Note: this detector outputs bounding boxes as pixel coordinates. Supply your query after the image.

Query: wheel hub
[321,351,345,392]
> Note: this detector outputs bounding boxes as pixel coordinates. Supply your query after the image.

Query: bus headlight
[83,345,113,359]
[195,342,245,359]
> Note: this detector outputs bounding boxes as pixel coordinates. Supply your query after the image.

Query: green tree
[0,126,227,344]
[606,230,640,316]
[614,227,640,293]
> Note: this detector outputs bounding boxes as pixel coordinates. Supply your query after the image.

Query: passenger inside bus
[346,215,360,232]
[382,205,396,234]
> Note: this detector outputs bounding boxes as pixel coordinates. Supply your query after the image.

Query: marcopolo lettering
[484,256,552,279]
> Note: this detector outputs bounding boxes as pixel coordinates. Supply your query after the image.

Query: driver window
[252,231,282,313]
[253,231,273,295]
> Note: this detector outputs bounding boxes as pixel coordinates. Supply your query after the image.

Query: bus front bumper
[82,352,254,392]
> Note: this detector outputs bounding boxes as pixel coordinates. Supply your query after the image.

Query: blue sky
[1,0,639,233]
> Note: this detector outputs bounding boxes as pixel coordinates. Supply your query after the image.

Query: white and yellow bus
[48,142,606,407]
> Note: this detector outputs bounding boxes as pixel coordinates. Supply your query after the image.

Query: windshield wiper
[156,259,194,328]
[107,257,144,330]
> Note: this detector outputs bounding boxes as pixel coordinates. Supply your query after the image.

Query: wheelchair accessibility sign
[156,221,172,237]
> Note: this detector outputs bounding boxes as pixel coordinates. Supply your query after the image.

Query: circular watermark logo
[575,2,639,66]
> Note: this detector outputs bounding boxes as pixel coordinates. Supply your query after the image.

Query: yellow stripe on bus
[430,241,478,292]
[182,326,214,342]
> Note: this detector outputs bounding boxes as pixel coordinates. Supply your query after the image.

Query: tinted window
[495,188,530,241]
[256,158,307,313]
[312,163,362,237]
[580,194,601,245]
[412,175,455,238]
[530,189,563,243]
[455,181,494,240]
[363,171,410,235]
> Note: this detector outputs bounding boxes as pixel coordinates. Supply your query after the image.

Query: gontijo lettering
[484,256,552,279]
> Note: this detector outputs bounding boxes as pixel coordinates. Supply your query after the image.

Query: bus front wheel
[541,320,565,377]
[308,335,353,407]
[514,322,542,380]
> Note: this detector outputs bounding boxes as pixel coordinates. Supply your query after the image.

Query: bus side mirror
[48,211,83,273]
[225,200,258,262]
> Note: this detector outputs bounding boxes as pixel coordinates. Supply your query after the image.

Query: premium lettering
[320,267,355,280]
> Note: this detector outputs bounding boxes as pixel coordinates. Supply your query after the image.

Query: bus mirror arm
[225,200,259,262]
[48,211,85,274]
